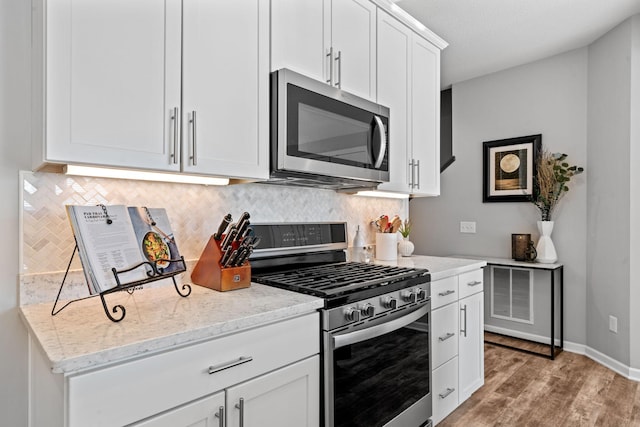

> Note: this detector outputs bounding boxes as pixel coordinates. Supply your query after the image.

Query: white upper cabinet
[411,36,441,196]
[376,10,411,193]
[271,0,377,101]
[181,0,269,179]
[330,0,377,99]
[376,8,442,196]
[33,0,269,180]
[34,0,182,172]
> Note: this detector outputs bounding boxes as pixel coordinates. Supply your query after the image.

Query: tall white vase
[536,220,558,263]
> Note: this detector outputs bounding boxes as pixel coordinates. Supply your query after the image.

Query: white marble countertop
[20,255,485,375]
[20,283,323,374]
[374,254,487,281]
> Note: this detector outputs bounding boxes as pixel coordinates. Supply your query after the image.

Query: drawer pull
[208,356,253,375]
[438,332,455,342]
[438,289,455,297]
[467,280,482,287]
[439,387,455,399]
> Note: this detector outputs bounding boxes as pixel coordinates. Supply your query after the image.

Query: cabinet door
[42,0,182,171]
[376,10,411,193]
[271,0,327,83]
[458,291,485,403]
[330,0,377,100]
[432,302,459,369]
[226,356,320,427]
[133,392,225,427]
[410,36,441,196]
[182,0,269,180]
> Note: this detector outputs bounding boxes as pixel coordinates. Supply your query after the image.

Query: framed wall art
[483,134,541,202]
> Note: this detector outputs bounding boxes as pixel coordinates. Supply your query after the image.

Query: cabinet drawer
[67,312,319,427]
[430,276,458,309]
[458,269,483,299]
[431,303,458,369]
[432,356,459,425]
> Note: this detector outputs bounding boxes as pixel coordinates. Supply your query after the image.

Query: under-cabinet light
[64,165,229,186]
[355,190,410,199]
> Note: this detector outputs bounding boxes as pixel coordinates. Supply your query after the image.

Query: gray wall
[0,0,30,425]
[586,16,640,366]
[410,48,588,346]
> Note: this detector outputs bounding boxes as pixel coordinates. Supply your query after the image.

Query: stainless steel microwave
[269,68,390,190]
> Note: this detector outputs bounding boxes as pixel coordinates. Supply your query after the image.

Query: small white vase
[398,237,414,257]
[536,220,558,263]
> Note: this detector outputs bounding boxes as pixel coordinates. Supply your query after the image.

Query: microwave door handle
[333,303,428,349]
[372,115,387,169]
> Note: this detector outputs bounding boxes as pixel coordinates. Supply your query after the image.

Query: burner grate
[252,262,428,297]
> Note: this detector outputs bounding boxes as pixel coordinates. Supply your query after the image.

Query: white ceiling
[396,0,640,88]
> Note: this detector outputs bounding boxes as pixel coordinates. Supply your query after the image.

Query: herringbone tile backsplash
[22,171,407,278]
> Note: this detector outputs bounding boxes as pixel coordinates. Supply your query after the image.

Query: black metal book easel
[52,245,191,322]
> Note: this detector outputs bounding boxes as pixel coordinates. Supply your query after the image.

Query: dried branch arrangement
[532,149,584,221]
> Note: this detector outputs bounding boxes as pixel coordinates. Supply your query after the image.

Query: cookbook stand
[52,244,191,322]
[191,235,251,292]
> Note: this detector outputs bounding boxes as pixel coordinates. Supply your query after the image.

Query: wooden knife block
[191,235,251,292]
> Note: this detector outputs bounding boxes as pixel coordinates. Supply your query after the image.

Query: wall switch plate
[460,221,476,233]
[609,315,618,333]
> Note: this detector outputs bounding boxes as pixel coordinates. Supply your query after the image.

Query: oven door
[323,302,431,427]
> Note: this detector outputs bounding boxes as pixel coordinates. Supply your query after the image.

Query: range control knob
[381,296,398,309]
[359,303,375,318]
[416,288,427,301]
[402,289,417,303]
[344,307,360,322]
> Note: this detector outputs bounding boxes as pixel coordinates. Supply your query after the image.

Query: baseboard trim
[485,325,561,346]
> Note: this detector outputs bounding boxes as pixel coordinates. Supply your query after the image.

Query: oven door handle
[333,304,429,349]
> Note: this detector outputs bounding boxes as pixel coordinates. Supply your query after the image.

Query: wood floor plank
[438,343,640,426]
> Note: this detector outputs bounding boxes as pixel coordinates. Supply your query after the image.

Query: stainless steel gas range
[250,222,432,427]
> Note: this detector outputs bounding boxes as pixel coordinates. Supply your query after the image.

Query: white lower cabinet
[29,312,320,427]
[133,392,225,427]
[135,356,319,427]
[430,269,484,425]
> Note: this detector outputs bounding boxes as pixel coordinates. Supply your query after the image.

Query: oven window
[333,321,430,427]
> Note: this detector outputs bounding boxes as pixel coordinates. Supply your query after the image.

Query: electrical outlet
[609,315,618,333]
[460,221,476,233]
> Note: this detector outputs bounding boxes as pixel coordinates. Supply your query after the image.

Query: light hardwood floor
[438,340,640,426]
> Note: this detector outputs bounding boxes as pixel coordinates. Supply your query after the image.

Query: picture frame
[483,134,541,202]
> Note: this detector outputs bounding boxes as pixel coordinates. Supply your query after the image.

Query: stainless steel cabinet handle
[415,159,421,189]
[438,289,455,297]
[438,332,455,342]
[214,406,224,427]
[335,50,342,88]
[439,387,455,399]
[467,280,482,287]
[460,305,467,337]
[326,47,333,84]
[190,110,197,166]
[207,356,253,375]
[409,159,415,188]
[171,107,179,164]
[235,398,245,427]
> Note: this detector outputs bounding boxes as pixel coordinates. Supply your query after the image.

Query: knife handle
[221,226,237,251]
[220,246,233,266]
[213,214,232,240]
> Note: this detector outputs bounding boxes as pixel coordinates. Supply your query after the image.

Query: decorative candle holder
[512,233,532,261]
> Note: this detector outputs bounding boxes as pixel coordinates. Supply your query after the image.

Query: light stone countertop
[20,255,485,375]
[20,283,324,374]
[374,254,487,281]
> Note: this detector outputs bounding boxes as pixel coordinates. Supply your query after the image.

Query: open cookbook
[66,205,183,294]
